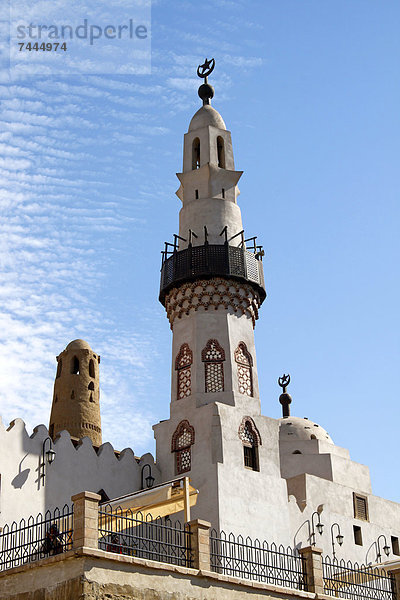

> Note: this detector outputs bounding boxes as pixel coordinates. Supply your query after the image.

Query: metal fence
[210,529,307,590]
[323,556,396,600]
[98,505,192,568]
[0,505,74,571]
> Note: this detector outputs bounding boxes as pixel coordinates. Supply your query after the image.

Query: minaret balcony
[159,242,266,305]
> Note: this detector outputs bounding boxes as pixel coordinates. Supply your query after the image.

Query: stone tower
[152,61,292,540]
[49,339,102,446]
[158,59,266,412]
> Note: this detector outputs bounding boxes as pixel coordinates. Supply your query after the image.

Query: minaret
[154,61,292,538]
[159,58,266,410]
[49,339,102,446]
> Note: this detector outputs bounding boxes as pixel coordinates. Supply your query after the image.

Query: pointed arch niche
[217,136,225,168]
[234,342,253,397]
[238,416,261,471]
[201,339,225,393]
[171,420,195,475]
[175,343,193,400]
[192,137,200,170]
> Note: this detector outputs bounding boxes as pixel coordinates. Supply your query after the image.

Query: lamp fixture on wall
[141,464,155,489]
[40,436,56,481]
[376,534,390,562]
[330,523,344,559]
[311,511,324,546]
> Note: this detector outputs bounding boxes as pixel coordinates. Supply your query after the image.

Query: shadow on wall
[11,454,30,489]
[293,519,312,549]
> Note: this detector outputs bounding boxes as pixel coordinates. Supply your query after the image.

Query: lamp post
[311,511,324,546]
[40,436,56,481]
[330,523,344,559]
[376,534,391,563]
[141,464,155,489]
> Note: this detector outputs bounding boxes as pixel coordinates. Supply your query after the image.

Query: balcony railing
[322,555,396,600]
[210,529,307,590]
[98,505,192,568]
[0,505,73,571]
[159,243,266,304]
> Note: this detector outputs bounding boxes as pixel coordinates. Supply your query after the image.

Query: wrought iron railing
[159,243,266,304]
[210,529,307,590]
[322,555,396,600]
[98,505,192,568]
[0,505,73,571]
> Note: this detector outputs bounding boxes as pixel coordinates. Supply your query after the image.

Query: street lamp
[376,534,391,562]
[40,437,56,481]
[311,511,324,546]
[331,523,344,559]
[141,464,155,489]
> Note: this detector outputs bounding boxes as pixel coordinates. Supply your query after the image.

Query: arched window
[201,339,225,393]
[88,381,94,391]
[217,136,225,168]
[175,343,193,399]
[192,137,200,169]
[89,359,95,378]
[235,342,253,397]
[171,420,195,474]
[238,416,261,471]
[71,356,80,375]
[56,359,62,378]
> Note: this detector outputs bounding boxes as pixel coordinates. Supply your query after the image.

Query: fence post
[390,568,400,600]
[71,491,101,550]
[298,545,324,594]
[187,519,211,571]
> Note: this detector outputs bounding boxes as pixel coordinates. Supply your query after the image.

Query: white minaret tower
[160,58,266,412]
[154,60,290,541]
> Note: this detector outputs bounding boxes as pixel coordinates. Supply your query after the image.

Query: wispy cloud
[0,6,265,454]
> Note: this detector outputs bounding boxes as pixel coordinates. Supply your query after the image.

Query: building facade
[0,62,399,599]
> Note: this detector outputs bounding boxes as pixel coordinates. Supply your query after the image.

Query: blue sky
[0,0,399,502]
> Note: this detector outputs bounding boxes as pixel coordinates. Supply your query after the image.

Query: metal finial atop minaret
[197,57,215,105]
[278,373,292,418]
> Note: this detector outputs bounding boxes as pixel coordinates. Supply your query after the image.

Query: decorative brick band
[55,422,101,434]
[164,278,261,329]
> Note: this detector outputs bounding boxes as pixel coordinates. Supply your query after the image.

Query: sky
[0,1,399,502]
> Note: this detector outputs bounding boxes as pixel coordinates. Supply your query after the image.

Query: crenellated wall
[0,416,159,526]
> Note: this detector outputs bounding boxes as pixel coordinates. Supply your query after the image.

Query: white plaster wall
[216,410,293,545]
[287,473,400,565]
[154,400,293,545]
[170,309,260,411]
[153,400,221,529]
[182,127,235,172]
[178,194,244,246]
[0,417,159,526]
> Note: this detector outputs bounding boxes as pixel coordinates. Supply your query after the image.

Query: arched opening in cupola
[192,137,200,169]
[71,356,80,375]
[56,359,62,378]
[217,136,225,168]
[89,359,95,378]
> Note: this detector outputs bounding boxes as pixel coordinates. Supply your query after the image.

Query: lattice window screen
[171,420,195,475]
[202,339,225,393]
[235,342,253,397]
[238,417,261,472]
[175,343,193,400]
